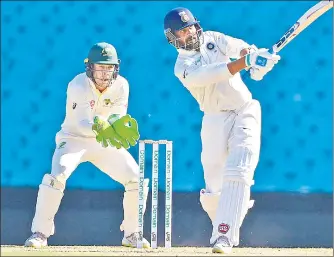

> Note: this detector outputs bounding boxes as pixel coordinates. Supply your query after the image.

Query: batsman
[164,7,281,254]
[24,42,151,248]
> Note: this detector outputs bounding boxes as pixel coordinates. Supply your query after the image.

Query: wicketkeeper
[24,42,151,248]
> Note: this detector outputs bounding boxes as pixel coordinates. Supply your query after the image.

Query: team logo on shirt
[57,141,66,149]
[90,100,95,109]
[206,42,215,50]
[183,69,188,79]
[72,102,77,109]
[103,99,114,107]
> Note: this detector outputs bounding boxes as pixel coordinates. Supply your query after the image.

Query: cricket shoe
[24,232,48,248]
[122,232,150,248]
[212,235,233,254]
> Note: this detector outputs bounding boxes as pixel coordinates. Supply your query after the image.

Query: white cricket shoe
[212,235,233,254]
[122,232,150,248]
[24,232,48,248]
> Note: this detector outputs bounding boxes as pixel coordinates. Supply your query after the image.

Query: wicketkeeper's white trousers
[30,136,149,238]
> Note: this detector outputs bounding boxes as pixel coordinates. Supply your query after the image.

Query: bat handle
[269,46,277,54]
[268,49,274,54]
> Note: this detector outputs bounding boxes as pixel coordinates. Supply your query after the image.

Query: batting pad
[31,174,65,237]
[199,189,221,226]
[210,179,254,246]
[120,179,149,237]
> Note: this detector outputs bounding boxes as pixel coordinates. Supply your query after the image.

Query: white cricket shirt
[174,31,253,113]
[56,73,129,139]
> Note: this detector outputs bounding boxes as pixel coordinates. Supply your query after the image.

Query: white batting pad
[120,179,149,237]
[210,179,254,246]
[199,189,221,226]
[31,174,65,237]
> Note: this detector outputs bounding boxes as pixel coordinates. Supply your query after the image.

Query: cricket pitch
[1,245,333,256]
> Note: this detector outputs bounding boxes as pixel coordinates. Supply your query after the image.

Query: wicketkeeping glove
[108,114,140,148]
[92,117,126,149]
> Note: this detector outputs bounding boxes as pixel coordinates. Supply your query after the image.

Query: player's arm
[92,81,132,149]
[103,80,139,149]
[107,80,129,124]
[227,57,250,75]
[212,31,280,81]
[65,82,95,134]
[211,31,259,60]
[176,50,279,88]
[212,31,251,59]
[176,60,233,87]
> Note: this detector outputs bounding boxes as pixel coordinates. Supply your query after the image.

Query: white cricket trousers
[51,136,139,185]
[199,99,261,246]
[30,135,149,239]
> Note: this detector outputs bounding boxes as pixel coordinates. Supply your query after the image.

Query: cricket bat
[269,0,333,54]
[242,0,333,81]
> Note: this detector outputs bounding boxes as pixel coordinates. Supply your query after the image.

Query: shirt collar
[86,76,108,95]
[177,48,199,56]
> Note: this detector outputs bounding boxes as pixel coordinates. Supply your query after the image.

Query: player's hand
[92,117,109,147]
[98,125,129,149]
[241,44,258,72]
[246,48,280,80]
[245,48,281,70]
[240,44,258,58]
[92,117,126,149]
[108,114,140,148]
[249,66,269,81]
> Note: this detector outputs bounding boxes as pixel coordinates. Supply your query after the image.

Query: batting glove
[245,48,281,70]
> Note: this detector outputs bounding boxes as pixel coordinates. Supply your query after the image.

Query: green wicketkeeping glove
[92,117,126,149]
[108,114,140,147]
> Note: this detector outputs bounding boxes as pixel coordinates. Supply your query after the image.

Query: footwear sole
[24,243,47,248]
[122,243,150,249]
[212,247,232,254]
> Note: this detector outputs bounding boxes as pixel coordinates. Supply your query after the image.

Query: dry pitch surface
[1,246,333,256]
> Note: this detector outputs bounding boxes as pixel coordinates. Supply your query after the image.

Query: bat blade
[272,0,333,53]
